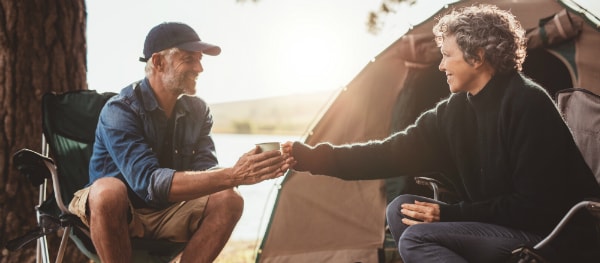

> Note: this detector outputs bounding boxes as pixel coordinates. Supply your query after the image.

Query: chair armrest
[13,148,71,214]
[13,148,55,186]
[414,176,445,200]
[534,200,600,250]
[587,200,600,219]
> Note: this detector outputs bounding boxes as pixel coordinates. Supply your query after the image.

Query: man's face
[438,35,480,94]
[161,50,203,96]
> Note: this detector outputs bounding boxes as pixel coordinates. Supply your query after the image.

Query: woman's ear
[471,48,486,68]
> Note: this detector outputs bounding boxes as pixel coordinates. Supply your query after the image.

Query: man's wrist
[219,167,238,188]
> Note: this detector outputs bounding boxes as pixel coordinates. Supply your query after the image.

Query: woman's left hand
[400,200,440,225]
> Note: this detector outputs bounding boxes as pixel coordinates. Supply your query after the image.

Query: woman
[282,4,600,262]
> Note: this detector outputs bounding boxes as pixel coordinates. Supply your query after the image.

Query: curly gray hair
[433,4,526,73]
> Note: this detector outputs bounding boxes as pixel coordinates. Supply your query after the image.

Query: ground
[214,239,258,263]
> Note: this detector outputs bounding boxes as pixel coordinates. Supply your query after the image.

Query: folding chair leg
[37,180,51,263]
[54,226,71,263]
[38,236,50,263]
[38,138,52,263]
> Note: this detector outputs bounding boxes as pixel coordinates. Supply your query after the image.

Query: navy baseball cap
[139,22,221,62]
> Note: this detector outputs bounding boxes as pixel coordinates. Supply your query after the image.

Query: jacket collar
[467,70,516,110]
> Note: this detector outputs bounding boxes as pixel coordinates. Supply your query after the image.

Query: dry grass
[214,239,260,263]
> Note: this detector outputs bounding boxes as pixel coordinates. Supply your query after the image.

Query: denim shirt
[89,78,218,209]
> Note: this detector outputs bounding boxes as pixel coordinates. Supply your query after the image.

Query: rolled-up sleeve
[90,98,175,208]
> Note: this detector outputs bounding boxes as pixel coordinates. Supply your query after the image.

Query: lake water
[212,133,303,241]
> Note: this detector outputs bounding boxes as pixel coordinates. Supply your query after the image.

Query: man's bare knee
[88,177,128,214]
[207,188,244,220]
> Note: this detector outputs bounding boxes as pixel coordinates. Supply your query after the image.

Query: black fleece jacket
[292,70,600,236]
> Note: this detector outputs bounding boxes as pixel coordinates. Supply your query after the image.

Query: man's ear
[151,54,163,71]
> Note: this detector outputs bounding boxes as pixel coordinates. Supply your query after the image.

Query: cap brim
[177,41,221,56]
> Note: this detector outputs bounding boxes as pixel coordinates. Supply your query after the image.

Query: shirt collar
[138,78,193,116]
[138,78,160,112]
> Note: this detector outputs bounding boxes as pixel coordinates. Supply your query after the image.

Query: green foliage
[235,0,419,35]
[368,0,418,34]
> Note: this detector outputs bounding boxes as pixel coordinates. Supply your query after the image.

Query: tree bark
[1,0,89,262]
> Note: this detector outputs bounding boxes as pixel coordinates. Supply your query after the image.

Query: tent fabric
[557,88,600,183]
[257,34,408,263]
[258,1,600,262]
[527,9,584,49]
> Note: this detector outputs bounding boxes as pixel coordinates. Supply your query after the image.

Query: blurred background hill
[209,89,337,135]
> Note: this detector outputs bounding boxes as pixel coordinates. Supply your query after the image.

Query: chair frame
[8,90,185,263]
[8,139,89,263]
[534,200,600,250]
[412,88,600,260]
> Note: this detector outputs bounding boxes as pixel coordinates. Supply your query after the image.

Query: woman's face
[438,35,482,95]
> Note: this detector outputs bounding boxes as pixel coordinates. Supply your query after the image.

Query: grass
[214,239,259,263]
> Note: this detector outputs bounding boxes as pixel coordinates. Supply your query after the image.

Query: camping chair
[508,88,600,262]
[525,88,600,257]
[412,88,600,262]
[6,90,186,263]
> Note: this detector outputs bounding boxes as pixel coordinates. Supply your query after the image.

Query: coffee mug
[256,142,281,153]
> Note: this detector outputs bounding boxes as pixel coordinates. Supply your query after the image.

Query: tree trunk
[1,1,89,262]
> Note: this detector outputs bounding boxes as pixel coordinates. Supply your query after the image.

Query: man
[282,5,600,262]
[68,22,290,263]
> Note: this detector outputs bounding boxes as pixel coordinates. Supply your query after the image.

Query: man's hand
[230,146,290,185]
[400,200,440,226]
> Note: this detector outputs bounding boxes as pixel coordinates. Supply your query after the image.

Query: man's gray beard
[163,74,191,96]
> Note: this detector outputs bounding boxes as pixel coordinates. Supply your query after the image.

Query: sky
[85,0,452,103]
[86,0,600,104]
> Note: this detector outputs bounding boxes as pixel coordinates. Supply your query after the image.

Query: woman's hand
[400,200,440,225]
[281,141,297,168]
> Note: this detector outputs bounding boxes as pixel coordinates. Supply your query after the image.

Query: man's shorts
[68,187,209,243]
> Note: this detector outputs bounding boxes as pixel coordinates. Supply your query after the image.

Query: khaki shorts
[68,187,209,243]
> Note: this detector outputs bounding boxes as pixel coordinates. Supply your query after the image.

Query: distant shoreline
[210,90,335,136]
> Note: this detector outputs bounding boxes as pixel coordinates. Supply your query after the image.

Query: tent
[257,0,600,262]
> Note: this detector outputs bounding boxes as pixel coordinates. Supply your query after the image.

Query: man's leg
[88,177,132,263]
[180,188,243,263]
